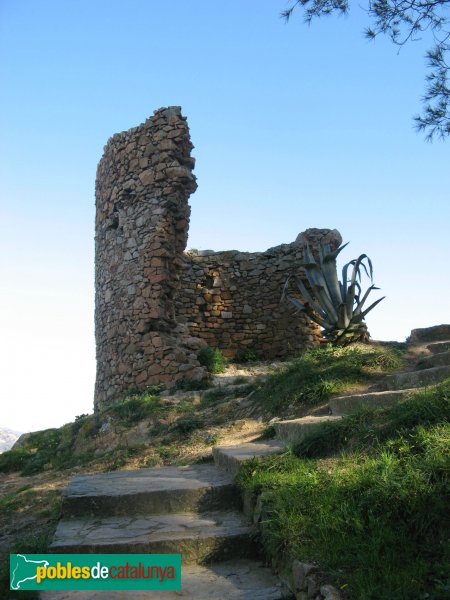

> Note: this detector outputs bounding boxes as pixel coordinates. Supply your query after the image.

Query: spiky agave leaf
[284,292,334,329]
[359,296,385,320]
[353,284,380,317]
[297,244,340,322]
[344,254,374,321]
[312,283,340,323]
[282,276,334,329]
[284,241,384,346]
[319,243,348,309]
[292,276,329,320]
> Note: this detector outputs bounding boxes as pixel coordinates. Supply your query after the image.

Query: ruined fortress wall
[94,107,205,410]
[95,106,341,410]
[176,229,342,359]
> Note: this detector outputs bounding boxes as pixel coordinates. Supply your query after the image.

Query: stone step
[213,441,286,479]
[50,511,257,563]
[427,340,450,355]
[329,389,418,416]
[378,365,450,391]
[274,416,342,444]
[61,465,239,518]
[409,324,450,343]
[417,350,450,369]
[40,559,287,599]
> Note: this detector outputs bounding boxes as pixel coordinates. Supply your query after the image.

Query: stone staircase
[273,335,450,445]
[213,340,450,461]
[42,328,450,599]
[42,466,288,599]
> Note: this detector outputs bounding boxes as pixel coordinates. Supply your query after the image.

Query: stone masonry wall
[95,106,342,410]
[95,107,205,411]
[176,229,342,359]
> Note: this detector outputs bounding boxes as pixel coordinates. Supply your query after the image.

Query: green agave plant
[283,242,385,345]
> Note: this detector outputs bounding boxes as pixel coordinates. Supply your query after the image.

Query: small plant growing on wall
[283,242,384,345]
[198,346,226,374]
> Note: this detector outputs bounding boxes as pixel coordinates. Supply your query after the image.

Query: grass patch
[254,343,405,414]
[0,486,33,515]
[201,388,229,405]
[172,377,212,392]
[169,416,203,436]
[294,379,450,458]
[237,381,450,599]
[155,444,179,463]
[0,526,58,599]
[201,383,256,406]
[0,421,101,476]
[0,488,61,599]
[102,444,145,471]
[107,390,162,426]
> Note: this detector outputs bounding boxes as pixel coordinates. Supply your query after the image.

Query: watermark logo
[10,554,181,591]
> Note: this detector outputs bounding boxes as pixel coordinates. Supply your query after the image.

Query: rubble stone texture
[95,106,341,410]
[178,227,342,359]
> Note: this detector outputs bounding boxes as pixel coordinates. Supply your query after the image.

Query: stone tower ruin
[94,106,341,410]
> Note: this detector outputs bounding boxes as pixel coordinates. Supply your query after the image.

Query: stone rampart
[176,228,342,359]
[94,106,341,410]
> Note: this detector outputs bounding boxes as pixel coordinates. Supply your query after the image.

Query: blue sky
[0,0,448,432]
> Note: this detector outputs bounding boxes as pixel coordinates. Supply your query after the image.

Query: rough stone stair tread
[427,340,450,354]
[63,464,233,498]
[40,559,286,599]
[379,364,450,391]
[274,415,342,443]
[329,388,420,416]
[417,350,450,368]
[276,415,342,425]
[51,510,253,548]
[331,388,419,401]
[214,440,286,463]
[62,463,239,517]
[213,441,287,478]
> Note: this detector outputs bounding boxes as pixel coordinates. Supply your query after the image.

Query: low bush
[0,448,33,473]
[233,348,259,363]
[169,416,203,435]
[198,346,226,374]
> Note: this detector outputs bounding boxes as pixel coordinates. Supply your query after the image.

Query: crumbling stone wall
[176,229,342,359]
[95,106,341,410]
[95,107,205,410]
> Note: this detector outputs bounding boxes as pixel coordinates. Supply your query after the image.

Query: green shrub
[170,416,202,435]
[198,346,226,374]
[21,453,51,476]
[0,448,33,473]
[233,348,259,363]
[156,444,179,462]
[204,432,220,445]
